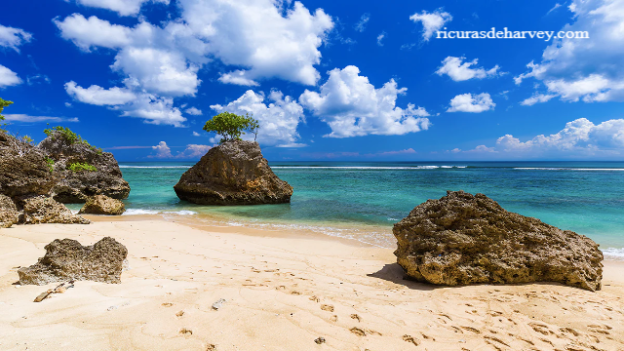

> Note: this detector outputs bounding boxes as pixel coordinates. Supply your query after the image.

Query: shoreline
[86,212,624,261]
[1,220,623,350]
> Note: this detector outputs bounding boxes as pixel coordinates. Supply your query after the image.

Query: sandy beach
[0,218,623,351]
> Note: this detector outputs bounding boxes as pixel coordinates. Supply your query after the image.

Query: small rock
[212,298,226,310]
[78,195,126,215]
[314,337,326,344]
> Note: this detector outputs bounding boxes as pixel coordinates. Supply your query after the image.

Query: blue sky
[1,0,624,161]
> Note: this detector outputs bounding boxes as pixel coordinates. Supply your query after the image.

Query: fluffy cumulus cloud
[436,56,502,82]
[409,9,452,41]
[71,0,170,17]
[211,90,305,147]
[515,0,624,104]
[0,24,32,52]
[55,0,334,126]
[185,107,202,116]
[447,93,495,113]
[454,118,624,158]
[150,141,211,158]
[300,66,430,138]
[65,82,136,105]
[0,65,22,88]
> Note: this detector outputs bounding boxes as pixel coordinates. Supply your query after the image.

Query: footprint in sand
[350,314,361,322]
[350,327,366,337]
[162,302,173,307]
[320,304,334,312]
[402,334,420,346]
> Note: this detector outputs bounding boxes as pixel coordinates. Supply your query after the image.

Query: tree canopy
[0,98,13,128]
[203,112,259,143]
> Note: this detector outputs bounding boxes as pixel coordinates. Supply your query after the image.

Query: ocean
[80,161,624,259]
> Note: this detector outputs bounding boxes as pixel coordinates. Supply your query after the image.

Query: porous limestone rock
[19,196,90,225]
[0,194,19,228]
[174,140,293,205]
[0,132,55,201]
[393,191,603,291]
[39,130,130,203]
[79,195,126,215]
[17,237,127,285]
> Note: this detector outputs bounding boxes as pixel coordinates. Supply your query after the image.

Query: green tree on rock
[203,112,260,144]
[0,97,14,131]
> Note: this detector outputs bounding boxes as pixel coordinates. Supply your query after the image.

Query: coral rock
[18,237,128,285]
[79,195,126,215]
[19,196,90,225]
[393,191,603,291]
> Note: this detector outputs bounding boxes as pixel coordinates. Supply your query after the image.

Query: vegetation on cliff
[203,112,259,143]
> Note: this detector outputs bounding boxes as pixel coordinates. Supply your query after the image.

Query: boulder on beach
[174,140,293,205]
[0,194,19,228]
[18,237,128,285]
[393,190,603,291]
[0,132,55,202]
[79,195,126,215]
[39,129,130,203]
[19,196,90,225]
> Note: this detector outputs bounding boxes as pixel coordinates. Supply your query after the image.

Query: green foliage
[0,97,13,130]
[203,112,260,143]
[21,135,34,144]
[68,162,97,173]
[43,126,90,146]
[45,157,55,173]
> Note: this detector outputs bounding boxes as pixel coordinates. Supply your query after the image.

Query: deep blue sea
[90,161,624,258]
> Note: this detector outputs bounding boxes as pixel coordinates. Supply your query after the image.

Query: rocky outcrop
[393,191,603,291]
[79,195,125,215]
[20,196,90,225]
[39,130,130,203]
[0,132,55,202]
[17,237,128,285]
[0,194,19,228]
[174,140,293,205]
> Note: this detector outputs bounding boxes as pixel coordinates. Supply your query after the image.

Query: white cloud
[521,93,557,106]
[211,90,305,146]
[299,65,431,138]
[355,13,370,32]
[150,141,211,158]
[3,114,79,123]
[0,24,32,52]
[54,14,133,51]
[55,0,334,126]
[377,32,386,46]
[447,93,495,113]
[151,141,173,158]
[180,0,334,86]
[516,0,624,104]
[0,65,22,88]
[436,56,502,82]
[192,131,200,137]
[72,0,170,17]
[185,107,202,116]
[547,3,563,15]
[65,81,136,105]
[121,94,186,127]
[453,118,624,158]
[409,9,452,41]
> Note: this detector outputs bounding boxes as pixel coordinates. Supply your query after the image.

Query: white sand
[0,219,623,351]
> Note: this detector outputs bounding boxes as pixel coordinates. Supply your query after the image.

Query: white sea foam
[515,168,624,171]
[123,209,197,216]
[603,248,624,260]
[119,166,191,169]
[271,165,467,170]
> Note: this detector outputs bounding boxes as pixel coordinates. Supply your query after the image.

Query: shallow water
[81,161,624,259]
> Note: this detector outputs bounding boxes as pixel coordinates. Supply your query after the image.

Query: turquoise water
[111,161,624,258]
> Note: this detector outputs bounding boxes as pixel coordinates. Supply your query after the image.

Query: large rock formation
[174,140,293,205]
[39,130,130,203]
[0,132,55,202]
[393,191,603,291]
[17,237,128,285]
[0,194,19,228]
[79,195,126,215]
[20,196,90,225]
